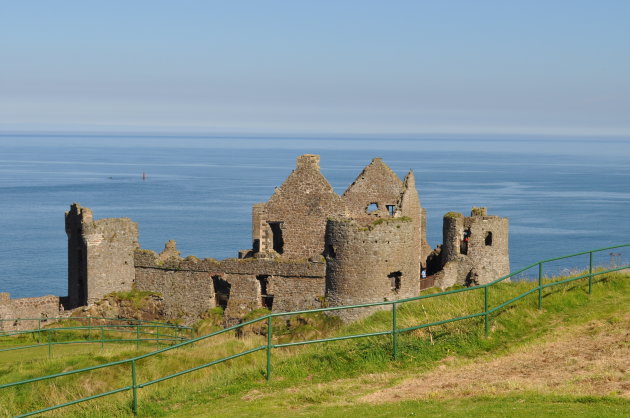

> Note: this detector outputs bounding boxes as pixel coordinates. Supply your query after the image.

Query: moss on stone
[106,290,162,309]
[444,211,463,219]
[372,216,411,226]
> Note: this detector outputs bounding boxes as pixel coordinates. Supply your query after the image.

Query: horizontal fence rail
[0,319,193,359]
[1,243,628,417]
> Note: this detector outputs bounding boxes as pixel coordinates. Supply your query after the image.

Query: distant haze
[1,1,629,135]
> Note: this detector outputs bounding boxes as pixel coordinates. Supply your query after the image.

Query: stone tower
[65,203,139,308]
[436,207,509,288]
[324,217,420,322]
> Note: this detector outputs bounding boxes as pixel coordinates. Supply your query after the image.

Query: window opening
[268,222,284,254]
[485,231,493,246]
[388,271,402,292]
[366,203,379,214]
[212,276,231,309]
[386,205,396,216]
[460,228,471,255]
[257,275,274,309]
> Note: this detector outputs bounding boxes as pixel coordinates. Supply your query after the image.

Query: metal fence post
[538,262,543,310]
[136,324,140,349]
[588,252,593,294]
[88,317,92,340]
[266,316,272,382]
[101,326,105,351]
[392,302,398,360]
[47,329,51,358]
[484,286,489,336]
[156,325,160,348]
[131,360,138,415]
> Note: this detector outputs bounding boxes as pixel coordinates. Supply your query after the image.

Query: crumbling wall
[134,243,326,324]
[66,203,138,307]
[436,208,509,288]
[252,154,346,259]
[342,157,404,220]
[0,293,61,332]
[324,217,420,322]
[398,171,430,268]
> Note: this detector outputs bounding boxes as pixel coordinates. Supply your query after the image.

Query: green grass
[0,272,628,417]
[105,290,162,308]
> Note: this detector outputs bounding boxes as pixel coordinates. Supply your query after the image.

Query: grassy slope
[0,273,629,417]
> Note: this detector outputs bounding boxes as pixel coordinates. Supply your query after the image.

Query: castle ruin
[0,154,509,329]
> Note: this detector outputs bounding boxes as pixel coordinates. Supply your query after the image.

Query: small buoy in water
[142,172,147,181]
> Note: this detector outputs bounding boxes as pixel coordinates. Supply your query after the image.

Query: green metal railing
[0,317,193,359]
[1,243,628,417]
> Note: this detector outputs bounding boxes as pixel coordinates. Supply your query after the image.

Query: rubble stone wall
[0,293,62,332]
[325,217,420,321]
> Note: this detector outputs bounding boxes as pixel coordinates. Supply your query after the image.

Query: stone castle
[0,155,509,328]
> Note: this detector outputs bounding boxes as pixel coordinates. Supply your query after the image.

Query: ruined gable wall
[258,155,346,259]
[342,158,403,220]
[325,218,420,322]
[0,293,61,331]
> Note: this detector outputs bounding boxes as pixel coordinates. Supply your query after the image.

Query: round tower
[324,217,420,321]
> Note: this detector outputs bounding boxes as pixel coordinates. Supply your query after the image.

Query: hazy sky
[1,1,629,135]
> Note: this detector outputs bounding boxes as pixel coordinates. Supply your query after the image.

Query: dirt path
[361,314,630,403]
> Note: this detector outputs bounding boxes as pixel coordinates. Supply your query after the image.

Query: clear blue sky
[1,1,629,135]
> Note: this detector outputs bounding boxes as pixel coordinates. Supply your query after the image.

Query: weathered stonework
[325,217,421,321]
[0,293,62,331]
[134,245,326,325]
[434,207,510,288]
[66,203,138,308]
[252,155,347,259]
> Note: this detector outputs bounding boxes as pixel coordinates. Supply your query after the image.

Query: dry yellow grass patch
[361,313,630,403]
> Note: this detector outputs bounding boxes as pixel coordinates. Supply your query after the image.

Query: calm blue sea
[1,134,629,298]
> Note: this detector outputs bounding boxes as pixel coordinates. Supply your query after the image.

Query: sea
[1,134,629,299]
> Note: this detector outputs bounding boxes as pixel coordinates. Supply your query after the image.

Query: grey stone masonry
[325,217,420,322]
[252,155,346,260]
[134,245,326,325]
[0,293,62,331]
[66,203,139,307]
[435,207,509,288]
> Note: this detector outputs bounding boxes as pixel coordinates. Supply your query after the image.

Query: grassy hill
[1,272,629,417]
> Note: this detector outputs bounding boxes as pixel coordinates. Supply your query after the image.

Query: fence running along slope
[0,317,193,358]
[1,243,629,417]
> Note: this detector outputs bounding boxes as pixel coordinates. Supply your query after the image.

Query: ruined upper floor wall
[342,157,405,220]
[255,155,347,259]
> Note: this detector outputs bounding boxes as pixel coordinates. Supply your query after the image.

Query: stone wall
[437,208,510,288]
[0,293,62,332]
[324,217,420,321]
[134,244,326,324]
[134,268,214,321]
[342,158,404,220]
[66,203,139,307]
[253,155,346,259]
